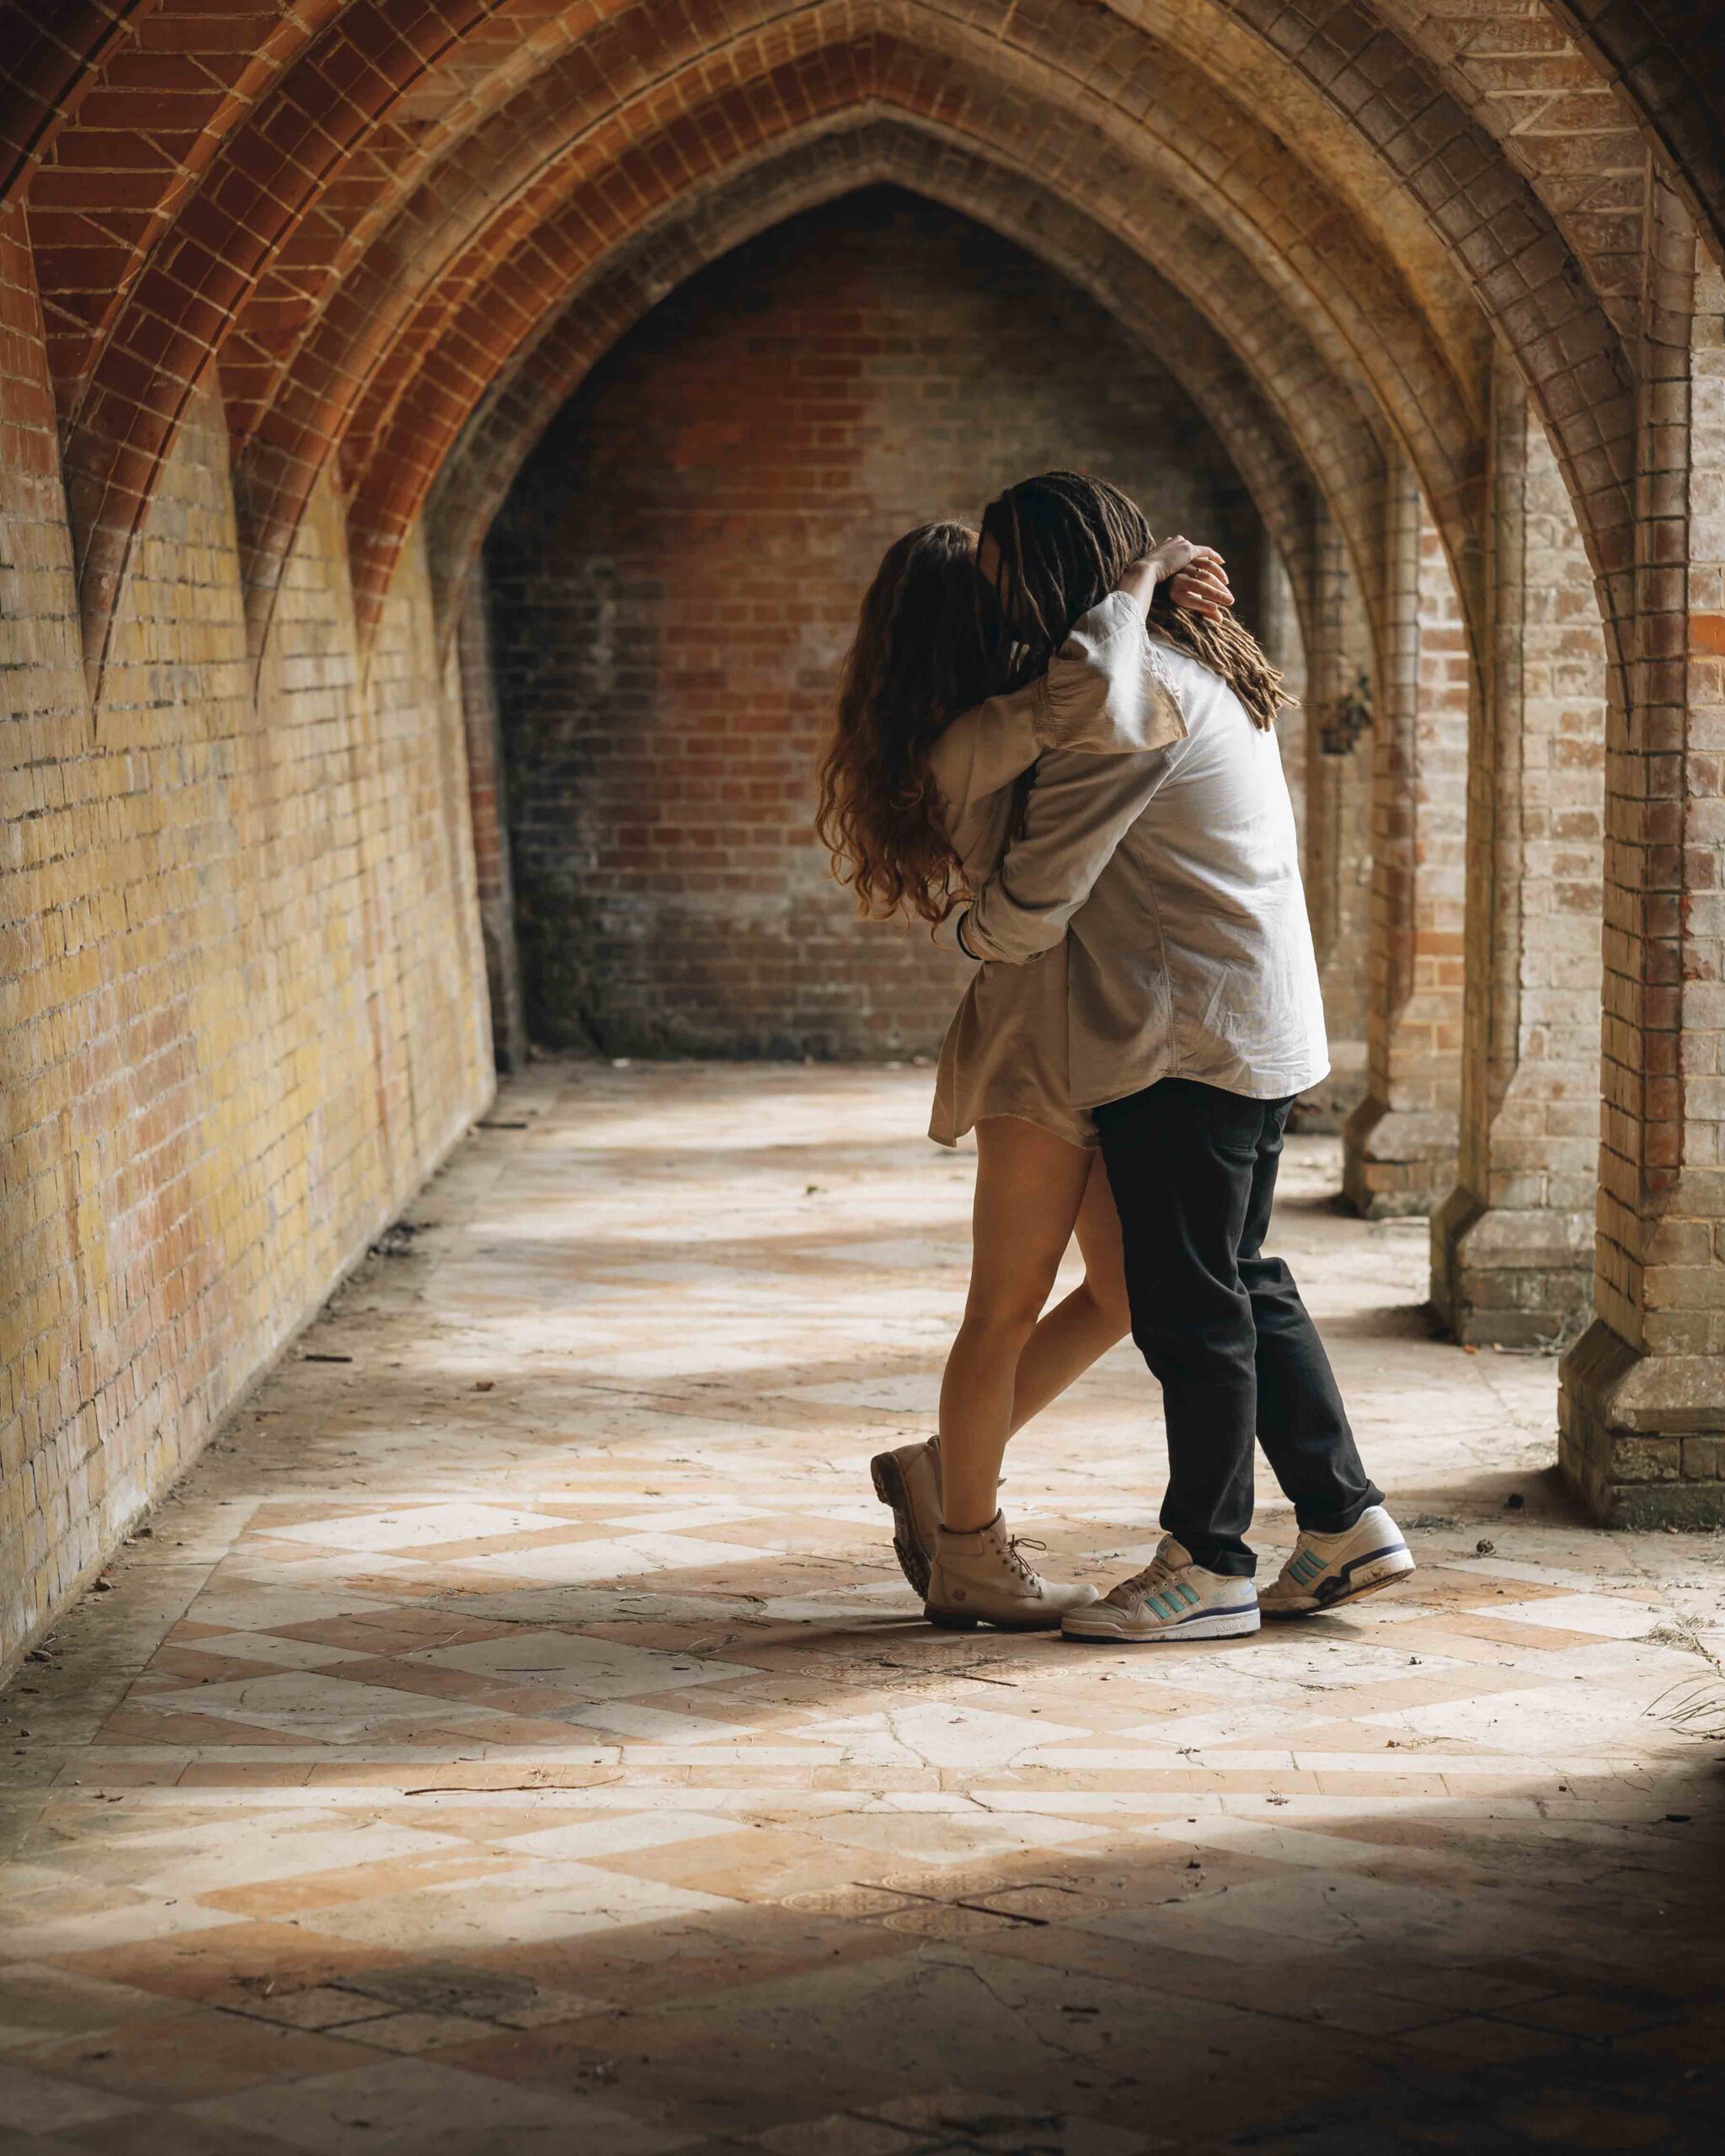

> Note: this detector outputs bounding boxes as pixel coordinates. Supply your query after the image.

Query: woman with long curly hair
[818,506,1234,1630]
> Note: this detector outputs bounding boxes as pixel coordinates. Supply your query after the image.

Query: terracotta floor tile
[0,2056,142,2132]
[94,1707,309,1748]
[182,2055,667,2153]
[478,1916,911,2012]
[1401,2012,1577,2066]
[323,2009,502,2052]
[227,1984,404,2034]
[174,1763,318,1788]
[24,2011,360,2100]
[589,1826,876,1901]
[0,1961,195,2050]
[53,2112,310,2154]
[51,1920,416,2005]
[756,2114,917,2156]
[199,1853,517,1919]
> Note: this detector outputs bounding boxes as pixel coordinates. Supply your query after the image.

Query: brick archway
[347,58,1429,652]
[427,123,1364,683]
[271,16,1466,662]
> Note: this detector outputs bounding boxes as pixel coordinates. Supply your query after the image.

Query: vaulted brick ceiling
[425,120,1368,675]
[2,0,1717,688]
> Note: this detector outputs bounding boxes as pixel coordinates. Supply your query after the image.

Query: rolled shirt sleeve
[931,905,979,958]
[959,744,1178,965]
[1037,592,1187,754]
[927,589,1188,833]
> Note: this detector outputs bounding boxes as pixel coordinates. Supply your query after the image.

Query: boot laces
[1004,1533,1045,1584]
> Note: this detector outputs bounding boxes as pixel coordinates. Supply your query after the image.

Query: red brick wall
[483,189,1270,1059]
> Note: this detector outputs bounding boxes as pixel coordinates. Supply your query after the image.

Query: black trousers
[1092,1076,1381,1577]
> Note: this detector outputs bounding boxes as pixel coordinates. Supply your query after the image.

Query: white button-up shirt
[958,632,1329,1109]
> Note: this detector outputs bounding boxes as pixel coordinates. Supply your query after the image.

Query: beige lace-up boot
[870,1436,942,1596]
[924,1512,1097,1632]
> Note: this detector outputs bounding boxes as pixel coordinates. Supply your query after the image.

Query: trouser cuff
[1183,1543,1256,1579]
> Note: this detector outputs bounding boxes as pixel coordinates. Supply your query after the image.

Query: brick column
[1343,466,1469,1216]
[1300,514,1375,1131]
[1433,356,1609,1345]
[457,576,528,1074]
[1561,189,1725,1524]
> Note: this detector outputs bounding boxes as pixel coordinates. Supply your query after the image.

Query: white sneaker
[1259,1505,1415,1617]
[1061,1534,1259,1643]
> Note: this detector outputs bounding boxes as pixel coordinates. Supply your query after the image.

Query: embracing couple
[819,472,1414,1645]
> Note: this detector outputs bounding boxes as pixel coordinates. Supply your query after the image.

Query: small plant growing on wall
[1318,671,1373,757]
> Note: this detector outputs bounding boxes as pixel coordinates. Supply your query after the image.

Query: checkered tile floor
[3,1064,1722,2152]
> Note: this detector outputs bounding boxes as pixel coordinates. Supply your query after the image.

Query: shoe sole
[870,1451,932,1598]
[1061,1606,1260,1643]
[924,1604,1065,1633]
[1262,1549,1416,1619]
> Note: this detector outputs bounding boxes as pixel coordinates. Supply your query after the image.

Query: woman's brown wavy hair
[980,470,1290,730]
[817,521,997,925]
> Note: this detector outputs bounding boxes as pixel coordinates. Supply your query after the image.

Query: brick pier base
[1342,1097,1458,1219]
[1560,1321,1725,1527]
[1430,1192,1594,1349]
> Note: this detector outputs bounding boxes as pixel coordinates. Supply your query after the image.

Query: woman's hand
[1120,537,1235,619]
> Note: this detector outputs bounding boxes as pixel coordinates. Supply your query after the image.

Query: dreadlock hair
[817,521,998,925]
[979,470,1291,730]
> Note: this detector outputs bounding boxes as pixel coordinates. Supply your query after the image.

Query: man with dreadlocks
[946,471,1413,1643]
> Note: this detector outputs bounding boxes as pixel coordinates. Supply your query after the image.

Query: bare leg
[937,1118,1093,1533]
[1007,1153,1130,1432]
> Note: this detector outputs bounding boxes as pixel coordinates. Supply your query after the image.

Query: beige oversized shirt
[925,591,1188,1150]
[953,633,1330,1126]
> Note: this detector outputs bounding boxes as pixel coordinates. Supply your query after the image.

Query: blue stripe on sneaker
[1336,1543,1410,1581]
[1160,1599,1253,1628]
[1314,1543,1415,1605]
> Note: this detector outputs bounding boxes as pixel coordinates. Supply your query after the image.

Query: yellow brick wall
[0,227,493,1674]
